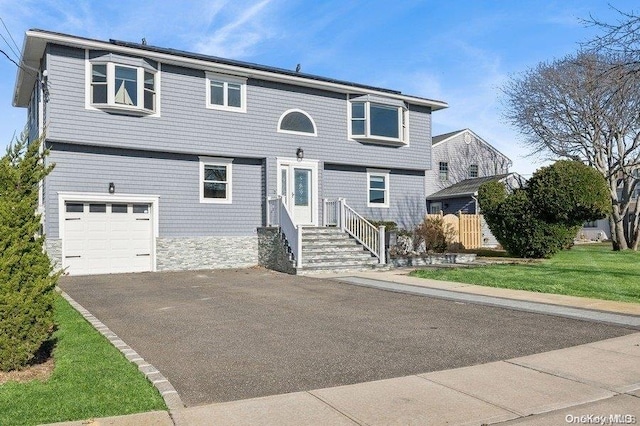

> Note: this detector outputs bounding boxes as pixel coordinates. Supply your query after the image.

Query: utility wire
[0,47,38,79]
[1,46,22,69]
[0,17,21,56]
[0,31,19,61]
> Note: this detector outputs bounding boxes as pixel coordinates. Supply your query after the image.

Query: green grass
[410,244,640,303]
[0,296,166,426]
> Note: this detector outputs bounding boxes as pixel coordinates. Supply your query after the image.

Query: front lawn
[410,244,640,303]
[0,295,166,425]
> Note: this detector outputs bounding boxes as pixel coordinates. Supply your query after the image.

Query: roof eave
[14,30,449,110]
[427,191,476,200]
[13,32,48,107]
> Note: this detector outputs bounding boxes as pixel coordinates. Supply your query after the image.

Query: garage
[62,201,154,275]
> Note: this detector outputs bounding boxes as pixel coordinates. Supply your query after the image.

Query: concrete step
[302,237,358,247]
[302,245,368,254]
[302,226,342,234]
[302,234,353,242]
[300,258,379,268]
[303,252,376,262]
[296,263,389,275]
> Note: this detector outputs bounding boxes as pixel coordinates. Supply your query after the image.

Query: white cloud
[193,0,275,58]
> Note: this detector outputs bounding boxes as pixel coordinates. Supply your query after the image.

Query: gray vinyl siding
[426,132,509,196]
[428,197,476,215]
[45,44,432,171]
[323,164,426,230]
[44,143,263,238]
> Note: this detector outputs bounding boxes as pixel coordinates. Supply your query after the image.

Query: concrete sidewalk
[55,332,639,425]
[48,272,640,426]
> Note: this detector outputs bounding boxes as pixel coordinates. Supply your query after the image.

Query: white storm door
[277,161,317,226]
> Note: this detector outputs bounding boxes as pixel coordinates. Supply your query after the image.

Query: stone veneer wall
[156,236,259,271]
[257,227,296,275]
[45,238,63,272]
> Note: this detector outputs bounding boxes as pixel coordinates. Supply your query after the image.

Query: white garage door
[63,202,153,275]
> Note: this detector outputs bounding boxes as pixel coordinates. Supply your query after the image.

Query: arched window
[277,109,317,136]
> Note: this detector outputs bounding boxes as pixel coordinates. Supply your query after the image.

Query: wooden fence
[426,212,483,249]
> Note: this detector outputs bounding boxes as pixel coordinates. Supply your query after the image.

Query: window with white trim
[277,109,317,136]
[439,162,449,181]
[90,62,157,114]
[199,157,233,203]
[349,100,408,144]
[367,169,390,208]
[429,202,442,214]
[469,164,479,178]
[206,72,246,112]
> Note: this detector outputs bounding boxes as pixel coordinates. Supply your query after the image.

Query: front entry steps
[295,227,386,275]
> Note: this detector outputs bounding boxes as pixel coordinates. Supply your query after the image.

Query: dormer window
[348,96,408,145]
[89,62,157,115]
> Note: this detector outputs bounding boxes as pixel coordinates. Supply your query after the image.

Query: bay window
[349,99,408,144]
[90,62,157,114]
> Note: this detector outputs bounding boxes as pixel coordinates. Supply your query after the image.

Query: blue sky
[0,0,636,175]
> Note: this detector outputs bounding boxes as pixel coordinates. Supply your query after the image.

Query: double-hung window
[429,202,442,214]
[367,169,390,208]
[206,72,247,112]
[200,157,233,204]
[439,162,449,181]
[469,164,479,178]
[349,98,408,145]
[89,62,157,114]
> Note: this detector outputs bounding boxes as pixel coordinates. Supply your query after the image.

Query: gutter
[14,30,449,111]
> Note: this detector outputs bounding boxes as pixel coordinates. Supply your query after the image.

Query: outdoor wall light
[296,147,304,161]
[108,182,115,194]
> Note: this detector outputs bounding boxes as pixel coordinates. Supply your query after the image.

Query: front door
[278,160,318,226]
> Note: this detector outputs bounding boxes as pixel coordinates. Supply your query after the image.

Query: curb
[57,289,185,410]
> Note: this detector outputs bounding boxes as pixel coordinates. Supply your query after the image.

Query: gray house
[426,129,511,214]
[14,29,447,275]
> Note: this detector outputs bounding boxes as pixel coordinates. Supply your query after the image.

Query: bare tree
[586,8,640,61]
[502,52,640,250]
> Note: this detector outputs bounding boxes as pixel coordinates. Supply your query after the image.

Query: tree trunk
[629,203,640,251]
[609,207,629,250]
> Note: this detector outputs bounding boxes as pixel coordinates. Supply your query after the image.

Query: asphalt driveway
[59,268,634,407]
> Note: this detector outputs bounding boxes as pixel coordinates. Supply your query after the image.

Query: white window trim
[276,157,320,226]
[277,108,318,137]
[439,162,449,181]
[430,202,442,214]
[205,72,247,113]
[348,97,409,146]
[367,168,390,208]
[199,157,233,204]
[58,192,160,272]
[84,50,161,117]
[469,164,479,178]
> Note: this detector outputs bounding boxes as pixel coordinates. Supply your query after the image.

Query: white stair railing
[322,198,340,226]
[336,198,386,264]
[266,196,302,267]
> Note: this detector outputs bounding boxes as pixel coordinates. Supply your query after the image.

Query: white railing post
[338,198,345,231]
[266,196,271,226]
[378,225,386,264]
[296,225,303,268]
[322,198,327,226]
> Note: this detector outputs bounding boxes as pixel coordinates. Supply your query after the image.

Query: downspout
[472,193,479,214]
